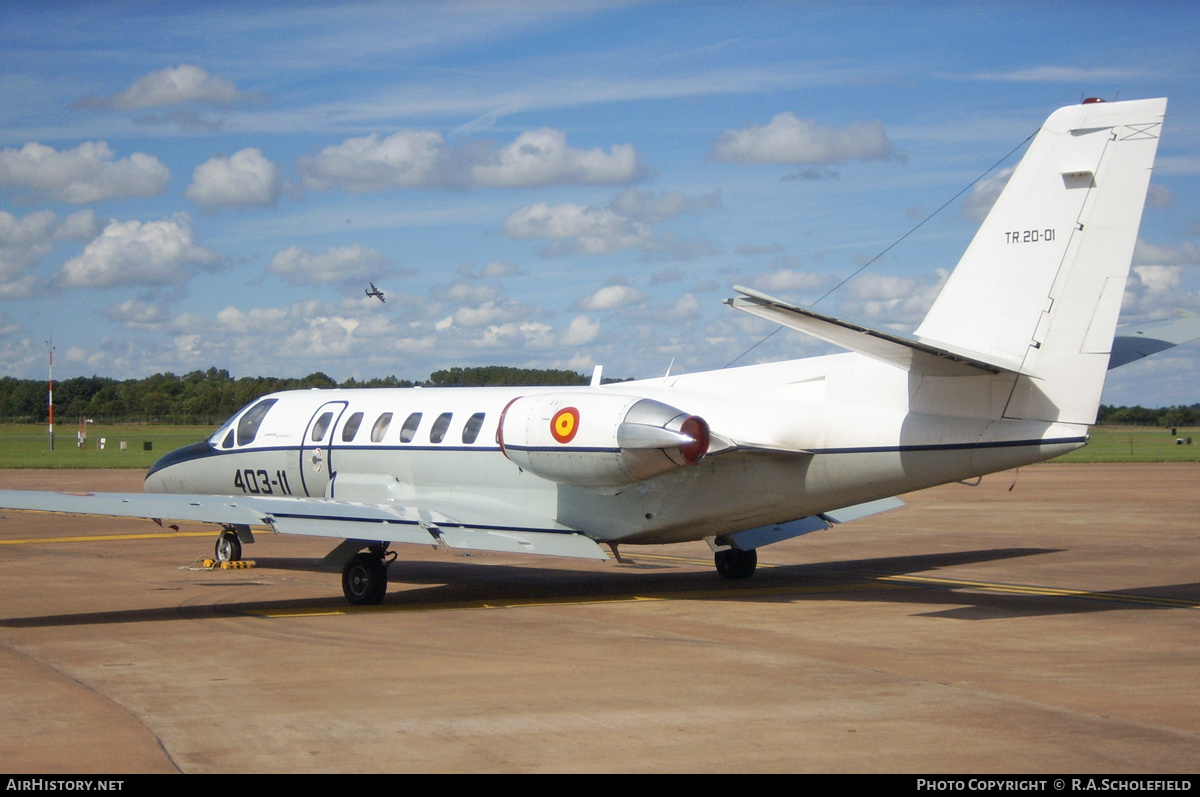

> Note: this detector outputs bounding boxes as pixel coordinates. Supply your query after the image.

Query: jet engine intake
[498,394,710,488]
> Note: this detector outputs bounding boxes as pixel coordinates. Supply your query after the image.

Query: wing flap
[435,527,610,559]
[719,496,906,550]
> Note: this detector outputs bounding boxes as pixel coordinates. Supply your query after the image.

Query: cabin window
[429,412,453,444]
[310,412,334,442]
[371,412,393,443]
[341,412,364,442]
[399,412,422,443]
[461,412,486,444]
[221,429,235,448]
[236,399,277,446]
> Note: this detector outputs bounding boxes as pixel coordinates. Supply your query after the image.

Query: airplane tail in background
[914,98,1167,425]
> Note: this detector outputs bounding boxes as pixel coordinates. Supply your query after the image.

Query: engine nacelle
[498,393,710,488]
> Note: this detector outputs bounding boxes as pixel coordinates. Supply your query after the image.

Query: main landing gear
[215,529,243,563]
[714,547,757,580]
[342,545,393,606]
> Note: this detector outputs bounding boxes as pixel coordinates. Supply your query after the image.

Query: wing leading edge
[0,490,610,561]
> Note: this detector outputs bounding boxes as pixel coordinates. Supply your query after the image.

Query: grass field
[1053,425,1200,463]
[0,423,1196,468]
[0,424,216,469]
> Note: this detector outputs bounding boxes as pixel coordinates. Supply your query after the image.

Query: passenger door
[300,401,348,497]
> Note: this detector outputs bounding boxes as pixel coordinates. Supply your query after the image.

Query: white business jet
[0,98,1184,605]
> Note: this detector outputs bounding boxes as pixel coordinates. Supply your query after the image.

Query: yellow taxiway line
[0,530,214,545]
[882,574,1200,610]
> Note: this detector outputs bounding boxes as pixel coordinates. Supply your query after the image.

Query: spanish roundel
[550,407,580,444]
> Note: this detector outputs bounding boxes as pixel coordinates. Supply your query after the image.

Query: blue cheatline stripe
[149,434,1086,476]
[809,436,1087,455]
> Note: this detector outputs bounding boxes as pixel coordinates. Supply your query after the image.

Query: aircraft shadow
[3,546,1197,628]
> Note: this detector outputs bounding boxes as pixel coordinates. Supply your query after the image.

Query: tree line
[0,366,605,425]
[1096,404,1200,428]
[0,366,1192,426]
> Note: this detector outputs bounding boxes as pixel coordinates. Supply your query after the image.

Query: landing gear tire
[342,552,388,605]
[215,531,242,563]
[715,547,757,580]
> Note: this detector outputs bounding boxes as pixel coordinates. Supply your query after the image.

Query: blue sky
[1,1,1197,406]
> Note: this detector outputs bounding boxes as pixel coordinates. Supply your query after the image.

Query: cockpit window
[461,412,486,444]
[236,399,278,446]
[221,429,235,448]
[310,412,334,442]
[399,412,422,443]
[341,412,364,442]
[371,413,393,443]
[429,412,453,444]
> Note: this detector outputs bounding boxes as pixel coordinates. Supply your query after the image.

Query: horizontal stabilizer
[727,286,1014,376]
[1109,312,1200,370]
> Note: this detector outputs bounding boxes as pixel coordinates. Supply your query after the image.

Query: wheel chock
[199,559,257,570]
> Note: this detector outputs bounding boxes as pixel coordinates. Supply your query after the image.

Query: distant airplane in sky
[366,283,385,303]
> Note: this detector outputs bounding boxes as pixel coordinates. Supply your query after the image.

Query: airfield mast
[46,339,54,451]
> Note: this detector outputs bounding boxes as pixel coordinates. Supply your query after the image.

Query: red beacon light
[1082,97,1106,104]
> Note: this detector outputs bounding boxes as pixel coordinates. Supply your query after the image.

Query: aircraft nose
[144,441,218,492]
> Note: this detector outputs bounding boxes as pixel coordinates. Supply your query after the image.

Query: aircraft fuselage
[145,352,1086,547]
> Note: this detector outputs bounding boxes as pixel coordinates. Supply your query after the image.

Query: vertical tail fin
[914,98,1167,424]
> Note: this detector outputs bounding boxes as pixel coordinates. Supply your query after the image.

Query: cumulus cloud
[0,209,103,298]
[1122,265,1193,318]
[451,300,527,328]
[503,202,650,255]
[54,209,103,241]
[457,260,522,279]
[962,167,1014,223]
[576,284,646,311]
[186,148,283,208]
[1133,238,1200,266]
[268,243,390,286]
[561,315,600,346]
[1132,265,1184,294]
[502,188,717,257]
[0,141,169,204]
[711,113,898,165]
[610,187,720,223]
[747,268,824,294]
[75,65,256,110]
[106,298,170,327]
[299,127,645,192]
[664,292,700,320]
[470,128,645,187]
[435,280,501,305]
[298,130,448,192]
[59,214,222,288]
[843,272,947,325]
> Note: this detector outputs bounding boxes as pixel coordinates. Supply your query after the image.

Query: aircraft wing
[1108,312,1200,370]
[727,285,1018,377]
[0,490,610,561]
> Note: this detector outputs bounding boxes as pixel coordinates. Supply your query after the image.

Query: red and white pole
[47,341,54,451]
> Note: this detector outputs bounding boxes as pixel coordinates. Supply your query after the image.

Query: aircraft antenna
[723,126,1038,369]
